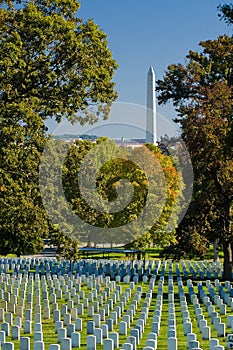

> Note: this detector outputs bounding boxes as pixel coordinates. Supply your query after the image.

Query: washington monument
[146,66,157,144]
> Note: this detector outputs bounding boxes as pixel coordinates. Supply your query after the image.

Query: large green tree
[0,0,118,255]
[59,139,182,249]
[0,0,117,123]
[157,5,233,279]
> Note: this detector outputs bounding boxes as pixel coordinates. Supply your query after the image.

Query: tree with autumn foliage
[59,139,182,249]
[157,4,233,279]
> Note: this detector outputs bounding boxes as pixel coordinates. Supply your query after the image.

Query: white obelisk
[146,66,157,144]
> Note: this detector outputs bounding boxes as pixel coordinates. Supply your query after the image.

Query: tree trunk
[213,238,219,261]
[223,241,233,280]
[87,234,91,247]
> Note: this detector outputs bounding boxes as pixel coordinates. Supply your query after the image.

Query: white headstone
[86,335,96,350]
[71,332,80,348]
[119,322,127,335]
[103,338,114,350]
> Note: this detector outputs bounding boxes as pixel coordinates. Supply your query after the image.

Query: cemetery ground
[0,256,232,350]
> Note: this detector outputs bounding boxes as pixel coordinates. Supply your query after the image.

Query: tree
[0,104,49,256]
[50,227,79,262]
[124,143,183,250]
[157,7,233,279]
[0,0,118,255]
[61,139,144,246]
[60,138,182,248]
[218,3,233,25]
[0,0,118,124]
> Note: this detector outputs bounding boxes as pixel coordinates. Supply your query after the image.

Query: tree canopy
[0,0,117,124]
[57,139,182,249]
[218,3,233,25]
[157,4,233,279]
[0,0,118,255]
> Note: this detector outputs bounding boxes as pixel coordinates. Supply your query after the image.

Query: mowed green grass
[0,258,231,349]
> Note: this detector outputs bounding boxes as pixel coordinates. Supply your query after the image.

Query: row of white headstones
[0,258,231,350]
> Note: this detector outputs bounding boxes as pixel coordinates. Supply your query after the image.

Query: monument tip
[148,65,155,75]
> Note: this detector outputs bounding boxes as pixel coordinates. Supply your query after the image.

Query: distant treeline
[54,134,98,141]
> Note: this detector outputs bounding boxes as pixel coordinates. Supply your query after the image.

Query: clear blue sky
[52,0,232,138]
[78,0,231,106]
